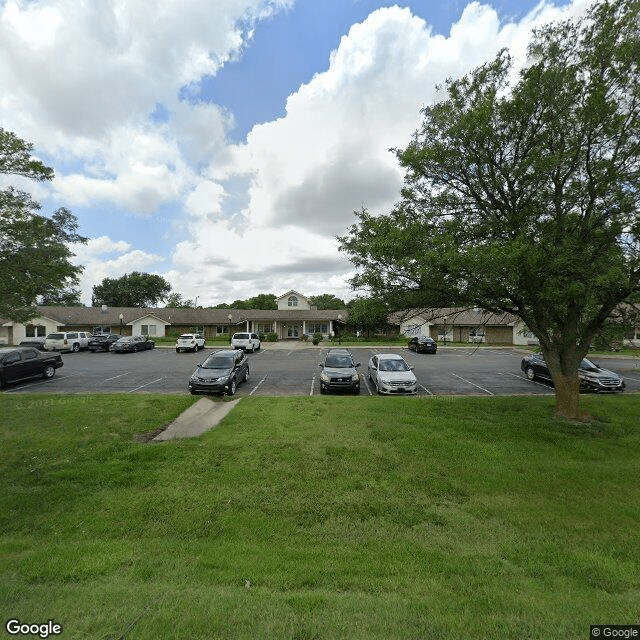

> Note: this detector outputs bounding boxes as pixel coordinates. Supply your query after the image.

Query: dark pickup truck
[0,347,63,389]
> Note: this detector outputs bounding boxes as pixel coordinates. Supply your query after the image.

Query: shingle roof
[389,307,519,326]
[2,306,349,326]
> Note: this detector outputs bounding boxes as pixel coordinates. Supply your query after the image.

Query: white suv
[175,333,205,353]
[44,331,90,353]
[231,332,261,352]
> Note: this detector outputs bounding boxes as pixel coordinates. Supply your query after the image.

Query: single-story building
[389,307,540,345]
[0,291,349,344]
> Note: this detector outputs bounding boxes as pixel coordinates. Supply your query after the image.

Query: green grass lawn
[1,394,638,639]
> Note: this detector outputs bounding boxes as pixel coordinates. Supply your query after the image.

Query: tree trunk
[551,370,591,422]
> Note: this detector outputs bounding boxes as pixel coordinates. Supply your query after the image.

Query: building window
[257,323,273,334]
[308,323,328,334]
[216,326,229,334]
[288,296,298,307]
[25,324,46,337]
[93,325,111,334]
[141,324,157,336]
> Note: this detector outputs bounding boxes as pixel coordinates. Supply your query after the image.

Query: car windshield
[325,355,353,368]
[118,337,134,342]
[179,335,194,339]
[379,359,410,372]
[234,334,249,339]
[202,356,234,369]
[580,358,599,371]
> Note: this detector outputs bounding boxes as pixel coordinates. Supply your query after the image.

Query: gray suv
[188,349,249,395]
[318,348,361,394]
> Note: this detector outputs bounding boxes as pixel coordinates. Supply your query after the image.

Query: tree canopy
[0,128,86,322]
[309,293,347,310]
[92,272,172,307]
[339,0,640,420]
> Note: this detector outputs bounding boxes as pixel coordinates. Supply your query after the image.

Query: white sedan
[368,353,418,395]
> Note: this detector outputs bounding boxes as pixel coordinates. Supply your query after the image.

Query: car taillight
[63,339,68,345]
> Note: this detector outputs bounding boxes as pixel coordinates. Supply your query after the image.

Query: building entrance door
[287,325,300,338]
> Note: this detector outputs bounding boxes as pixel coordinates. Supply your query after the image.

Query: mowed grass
[1,393,639,639]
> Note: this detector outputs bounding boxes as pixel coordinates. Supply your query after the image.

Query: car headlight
[216,375,230,383]
[320,372,330,383]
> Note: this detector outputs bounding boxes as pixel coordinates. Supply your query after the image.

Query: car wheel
[42,364,56,379]
[226,378,237,396]
[176,348,180,353]
[72,343,80,352]
[525,366,536,381]
[133,345,139,353]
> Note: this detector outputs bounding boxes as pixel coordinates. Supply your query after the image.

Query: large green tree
[0,129,87,322]
[309,293,346,310]
[92,272,172,307]
[339,0,640,421]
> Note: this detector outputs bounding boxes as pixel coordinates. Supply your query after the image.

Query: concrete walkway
[153,397,240,441]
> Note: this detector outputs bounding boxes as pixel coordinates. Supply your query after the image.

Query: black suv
[188,349,249,395]
[88,334,122,352]
[318,348,361,394]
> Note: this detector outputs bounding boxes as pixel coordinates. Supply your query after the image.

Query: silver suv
[44,331,90,353]
[231,332,261,352]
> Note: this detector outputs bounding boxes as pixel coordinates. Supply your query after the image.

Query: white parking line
[104,372,131,381]
[127,377,165,393]
[622,375,640,383]
[499,371,552,389]
[362,376,374,395]
[450,372,494,395]
[419,384,433,395]
[3,372,83,392]
[310,375,316,396]
[249,375,268,396]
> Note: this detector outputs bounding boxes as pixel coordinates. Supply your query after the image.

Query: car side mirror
[318,363,323,368]
[355,363,361,367]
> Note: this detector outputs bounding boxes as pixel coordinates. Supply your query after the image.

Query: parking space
[4,344,639,397]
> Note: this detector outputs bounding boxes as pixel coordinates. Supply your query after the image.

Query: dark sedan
[188,349,249,396]
[408,336,437,354]
[111,336,155,353]
[0,347,63,389]
[89,334,122,352]
[521,353,625,392]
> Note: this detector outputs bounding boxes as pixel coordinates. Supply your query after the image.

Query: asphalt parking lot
[4,344,640,397]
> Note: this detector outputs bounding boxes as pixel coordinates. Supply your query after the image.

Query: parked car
[520,353,625,392]
[188,349,249,395]
[176,333,205,353]
[88,334,121,352]
[368,353,418,395]
[318,348,360,394]
[0,347,63,389]
[408,336,437,354]
[18,337,47,351]
[44,331,90,352]
[111,335,155,353]
[231,332,261,352]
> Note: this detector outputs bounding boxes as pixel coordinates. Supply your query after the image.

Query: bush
[267,332,278,342]
[312,332,323,345]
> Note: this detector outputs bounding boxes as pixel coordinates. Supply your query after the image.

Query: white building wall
[513,321,539,346]
[1,317,60,345]
[400,317,431,338]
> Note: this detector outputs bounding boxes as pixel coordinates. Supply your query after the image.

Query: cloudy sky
[1,0,594,307]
